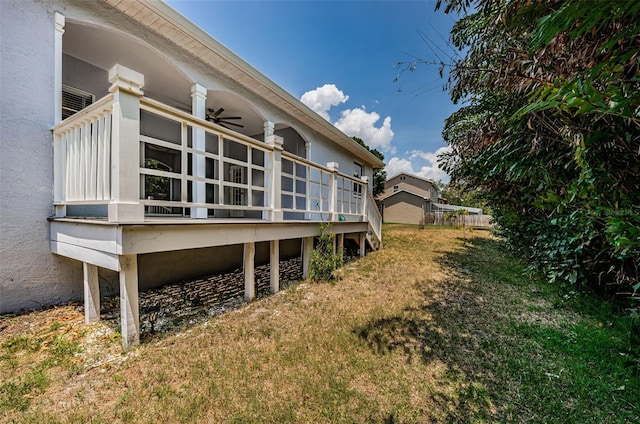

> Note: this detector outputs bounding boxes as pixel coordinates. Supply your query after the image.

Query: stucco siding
[0,1,80,313]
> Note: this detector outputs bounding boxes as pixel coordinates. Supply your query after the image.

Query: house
[0,0,383,348]
[378,173,481,224]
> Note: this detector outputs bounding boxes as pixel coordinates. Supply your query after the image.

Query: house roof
[379,188,432,202]
[105,0,384,168]
[386,172,437,185]
[380,190,483,214]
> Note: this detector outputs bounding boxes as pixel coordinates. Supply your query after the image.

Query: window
[62,85,94,120]
[353,162,363,197]
[393,185,399,193]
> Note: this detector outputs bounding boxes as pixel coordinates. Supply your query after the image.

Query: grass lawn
[1,224,638,423]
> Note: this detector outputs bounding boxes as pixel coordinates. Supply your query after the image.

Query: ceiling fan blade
[214,108,225,117]
[219,121,244,128]
[217,116,242,120]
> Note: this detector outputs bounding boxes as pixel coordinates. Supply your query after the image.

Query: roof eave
[107,0,384,168]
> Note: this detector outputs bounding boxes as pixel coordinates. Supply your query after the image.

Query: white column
[327,162,339,222]
[266,134,284,221]
[191,84,208,218]
[244,242,256,301]
[302,236,314,279]
[359,232,366,257]
[83,262,100,323]
[270,239,280,293]
[361,175,369,219]
[54,13,65,125]
[108,64,145,223]
[119,254,139,349]
[53,13,66,218]
[264,120,274,139]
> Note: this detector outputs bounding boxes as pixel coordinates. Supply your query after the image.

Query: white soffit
[104,0,384,168]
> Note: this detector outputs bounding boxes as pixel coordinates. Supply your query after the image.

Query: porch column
[108,64,145,223]
[191,84,208,218]
[327,162,339,222]
[83,262,100,323]
[53,13,66,218]
[302,236,314,279]
[119,254,139,349]
[270,239,280,294]
[361,176,369,219]
[359,232,366,257]
[54,13,65,125]
[338,233,344,261]
[266,133,284,221]
[244,242,256,302]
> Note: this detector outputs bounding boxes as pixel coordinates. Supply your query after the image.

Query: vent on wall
[62,84,94,120]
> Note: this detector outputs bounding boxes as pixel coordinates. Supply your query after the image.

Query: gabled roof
[385,172,436,185]
[104,0,384,168]
[379,188,432,202]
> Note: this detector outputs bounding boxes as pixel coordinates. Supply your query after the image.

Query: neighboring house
[0,0,383,348]
[378,173,481,224]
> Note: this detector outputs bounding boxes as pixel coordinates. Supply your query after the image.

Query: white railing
[139,97,272,216]
[52,88,381,246]
[366,189,382,245]
[52,94,114,204]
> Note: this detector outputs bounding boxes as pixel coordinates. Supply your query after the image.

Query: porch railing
[52,93,114,205]
[51,79,381,245]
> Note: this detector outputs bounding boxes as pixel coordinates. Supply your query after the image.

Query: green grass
[1,226,638,422]
[0,318,84,413]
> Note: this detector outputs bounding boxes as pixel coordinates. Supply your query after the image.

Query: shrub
[310,224,343,282]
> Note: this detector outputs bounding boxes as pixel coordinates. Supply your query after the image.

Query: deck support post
[83,262,100,323]
[270,240,280,294]
[359,232,366,257]
[191,84,207,218]
[244,242,256,301]
[338,233,344,261]
[302,236,314,280]
[119,254,139,350]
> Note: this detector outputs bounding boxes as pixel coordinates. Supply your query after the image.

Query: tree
[352,137,387,196]
[440,181,488,212]
[430,0,640,299]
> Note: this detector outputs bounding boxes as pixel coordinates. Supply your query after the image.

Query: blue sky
[166,0,462,182]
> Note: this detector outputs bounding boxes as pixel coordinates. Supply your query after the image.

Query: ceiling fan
[205,107,244,129]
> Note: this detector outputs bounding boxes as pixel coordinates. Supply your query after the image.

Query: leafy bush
[309,224,343,282]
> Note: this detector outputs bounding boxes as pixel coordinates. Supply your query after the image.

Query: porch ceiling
[63,23,266,137]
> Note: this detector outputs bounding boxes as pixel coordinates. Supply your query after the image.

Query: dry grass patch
[2,224,638,423]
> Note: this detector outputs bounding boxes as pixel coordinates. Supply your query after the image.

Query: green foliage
[436,0,640,312]
[309,224,343,283]
[440,181,489,212]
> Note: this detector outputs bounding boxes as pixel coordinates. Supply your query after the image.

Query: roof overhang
[104,0,384,168]
[379,189,430,202]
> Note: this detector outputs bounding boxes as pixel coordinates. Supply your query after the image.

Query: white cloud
[334,108,395,152]
[300,84,349,120]
[385,146,451,183]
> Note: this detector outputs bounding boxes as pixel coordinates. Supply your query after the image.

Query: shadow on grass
[356,236,506,422]
[356,235,640,423]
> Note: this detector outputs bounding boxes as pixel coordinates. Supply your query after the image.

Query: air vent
[62,85,94,120]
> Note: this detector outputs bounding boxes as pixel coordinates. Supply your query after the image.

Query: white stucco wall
[0,0,81,313]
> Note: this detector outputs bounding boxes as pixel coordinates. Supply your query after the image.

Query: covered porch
[50,64,382,349]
